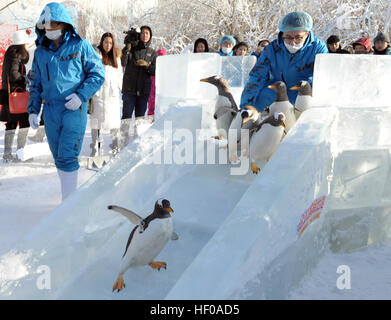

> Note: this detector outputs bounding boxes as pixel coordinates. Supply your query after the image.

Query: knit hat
[374,32,390,44]
[353,37,372,51]
[278,11,313,32]
[219,35,236,47]
[12,30,33,45]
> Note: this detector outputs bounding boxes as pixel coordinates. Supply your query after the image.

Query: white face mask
[46,29,63,41]
[221,47,232,54]
[284,41,304,54]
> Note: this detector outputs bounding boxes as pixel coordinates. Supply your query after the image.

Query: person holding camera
[120,25,157,148]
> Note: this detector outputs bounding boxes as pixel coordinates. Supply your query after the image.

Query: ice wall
[167,54,391,299]
[155,54,256,136]
[313,54,391,108]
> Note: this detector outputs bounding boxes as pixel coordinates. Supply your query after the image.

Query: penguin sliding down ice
[267,81,297,132]
[107,199,177,292]
[200,76,240,140]
[290,80,313,120]
[243,112,286,174]
[228,106,262,163]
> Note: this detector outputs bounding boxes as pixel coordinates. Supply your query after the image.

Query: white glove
[29,113,39,129]
[65,93,82,110]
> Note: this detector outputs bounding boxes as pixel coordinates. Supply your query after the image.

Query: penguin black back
[122,199,174,258]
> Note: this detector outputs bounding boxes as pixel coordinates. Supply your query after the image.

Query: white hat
[12,30,32,45]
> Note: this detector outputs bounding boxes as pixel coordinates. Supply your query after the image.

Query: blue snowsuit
[240,31,328,111]
[27,2,105,172]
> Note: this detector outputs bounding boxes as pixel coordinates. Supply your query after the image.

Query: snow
[1,11,391,299]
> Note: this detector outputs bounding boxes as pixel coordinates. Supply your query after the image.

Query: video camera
[123,27,140,47]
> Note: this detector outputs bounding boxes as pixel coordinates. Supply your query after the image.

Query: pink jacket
[148,48,167,115]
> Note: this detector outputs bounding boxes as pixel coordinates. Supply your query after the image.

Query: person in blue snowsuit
[27,2,105,201]
[240,11,328,111]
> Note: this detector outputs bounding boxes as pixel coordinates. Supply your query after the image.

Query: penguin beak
[200,78,210,83]
[166,207,174,213]
[268,85,276,89]
[290,85,300,90]
[281,121,286,128]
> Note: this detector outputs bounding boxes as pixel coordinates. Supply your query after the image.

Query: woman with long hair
[0,30,31,162]
[90,32,123,155]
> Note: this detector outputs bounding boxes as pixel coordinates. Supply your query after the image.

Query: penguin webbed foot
[251,162,260,174]
[149,261,167,271]
[112,275,126,293]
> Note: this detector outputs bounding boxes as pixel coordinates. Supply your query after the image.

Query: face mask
[284,41,304,54]
[221,47,232,54]
[45,29,63,41]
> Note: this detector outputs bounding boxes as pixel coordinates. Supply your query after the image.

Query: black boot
[3,130,15,163]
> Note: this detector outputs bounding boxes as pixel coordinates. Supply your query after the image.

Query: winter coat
[373,45,391,55]
[121,39,157,97]
[240,31,328,111]
[27,2,105,172]
[0,45,29,123]
[90,51,122,130]
[329,46,350,54]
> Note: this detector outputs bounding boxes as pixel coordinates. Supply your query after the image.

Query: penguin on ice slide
[107,199,178,292]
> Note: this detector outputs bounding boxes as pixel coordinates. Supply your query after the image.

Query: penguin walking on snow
[107,199,178,292]
[243,112,286,174]
[290,80,312,120]
[200,76,240,140]
[268,81,296,132]
[228,106,261,163]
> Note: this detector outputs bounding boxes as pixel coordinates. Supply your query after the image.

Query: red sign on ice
[297,195,326,238]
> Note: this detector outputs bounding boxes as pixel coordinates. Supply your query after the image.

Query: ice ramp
[0,106,256,299]
[166,54,391,299]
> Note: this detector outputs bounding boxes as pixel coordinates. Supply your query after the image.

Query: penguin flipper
[107,205,143,225]
[214,106,237,119]
[171,231,179,240]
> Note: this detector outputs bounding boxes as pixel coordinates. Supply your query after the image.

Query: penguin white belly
[120,218,173,271]
[269,101,296,132]
[295,95,312,113]
[250,124,284,163]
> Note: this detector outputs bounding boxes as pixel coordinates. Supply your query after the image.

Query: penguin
[200,76,240,140]
[243,112,286,174]
[228,106,262,163]
[267,81,296,132]
[290,80,313,120]
[107,199,177,292]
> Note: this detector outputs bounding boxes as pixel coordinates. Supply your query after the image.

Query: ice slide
[1,54,391,299]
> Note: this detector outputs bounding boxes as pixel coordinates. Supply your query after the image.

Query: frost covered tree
[1,0,391,53]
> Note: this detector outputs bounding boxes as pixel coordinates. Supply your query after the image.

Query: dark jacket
[373,45,391,55]
[0,45,28,122]
[121,39,157,97]
[329,46,350,54]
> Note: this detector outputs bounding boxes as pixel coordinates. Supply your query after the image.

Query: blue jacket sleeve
[27,53,43,115]
[240,49,272,108]
[76,40,105,102]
